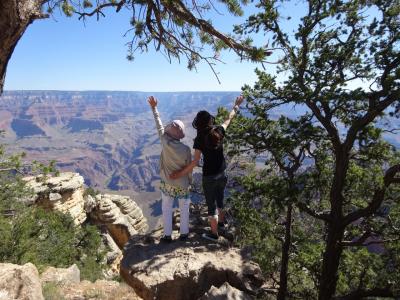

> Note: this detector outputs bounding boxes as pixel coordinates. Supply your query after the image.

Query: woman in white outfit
[148,96,192,242]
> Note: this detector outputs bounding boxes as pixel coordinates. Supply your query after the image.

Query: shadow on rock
[120,206,265,300]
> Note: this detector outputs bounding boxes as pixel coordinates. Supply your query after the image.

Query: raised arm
[170,149,202,180]
[221,95,244,130]
[148,96,164,138]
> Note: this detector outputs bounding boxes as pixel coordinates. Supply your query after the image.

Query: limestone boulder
[201,282,252,300]
[23,172,87,225]
[101,231,123,278]
[91,194,148,248]
[0,263,44,300]
[40,264,80,285]
[53,279,141,300]
[120,229,264,300]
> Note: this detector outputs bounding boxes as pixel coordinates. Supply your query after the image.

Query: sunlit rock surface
[41,264,80,286]
[200,282,252,300]
[0,263,44,300]
[24,173,148,245]
[121,205,264,300]
[24,172,87,225]
[90,193,148,248]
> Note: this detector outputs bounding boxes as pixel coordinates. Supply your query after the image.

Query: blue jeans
[202,172,227,216]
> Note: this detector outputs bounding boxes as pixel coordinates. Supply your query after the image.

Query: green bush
[1,207,106,280]
[42,282,65,300]
[83,187,99,198]
[0,143,106,281]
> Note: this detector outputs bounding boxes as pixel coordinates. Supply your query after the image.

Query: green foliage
[82,0,93,9]
[9,208,77,268]
[42,0,267,81]
[61,0,74,17]
[42,282,65,300]
[230,168,324,298]
[0,145,30,212]
[0,143,105,281]
[224,0,400,298]
[219,0,245,16]
[83,187,99,198]
[76,223,106,281]
[1,207,106,280]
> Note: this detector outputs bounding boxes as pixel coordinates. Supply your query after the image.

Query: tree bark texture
[277,203,293,300]
[0,0,46,94]
[319,150,349,300]
[318,221,345,300]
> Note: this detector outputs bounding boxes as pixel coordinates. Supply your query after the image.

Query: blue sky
[5,4,268,92]
[8,1,367,92]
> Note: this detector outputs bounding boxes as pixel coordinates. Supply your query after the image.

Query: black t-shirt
[193,126,226,176]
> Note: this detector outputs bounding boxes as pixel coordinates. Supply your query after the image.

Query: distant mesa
[11,119,45,138]
[65,117,104,132]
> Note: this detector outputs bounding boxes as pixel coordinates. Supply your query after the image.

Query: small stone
[201,282,252,300]
[41,264,80,285]
[49,192,62,201]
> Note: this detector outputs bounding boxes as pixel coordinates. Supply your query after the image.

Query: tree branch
[160,0,270,58]
[0,168,24,174]
[76,0,126,19]
[344,89,400,152]
[296,202,332,222]
[343,163,400,226]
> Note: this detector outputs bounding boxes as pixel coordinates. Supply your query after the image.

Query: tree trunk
[318,221,344,300]
[277,203,293,300]
[319,150,348,300]
[0,0,47,94]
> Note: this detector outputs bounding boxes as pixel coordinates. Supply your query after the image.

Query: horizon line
[3,89,241,93]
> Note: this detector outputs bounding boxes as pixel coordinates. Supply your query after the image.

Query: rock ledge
[121,229,264,300]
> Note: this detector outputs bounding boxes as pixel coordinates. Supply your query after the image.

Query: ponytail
[204,126,224,149]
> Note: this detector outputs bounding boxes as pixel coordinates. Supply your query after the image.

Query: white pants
[161,192,190,236]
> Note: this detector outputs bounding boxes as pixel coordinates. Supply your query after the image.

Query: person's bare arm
[186,148,193,184]
[148,96,164,138]
[170,149,201,180]
[221,95,244,130]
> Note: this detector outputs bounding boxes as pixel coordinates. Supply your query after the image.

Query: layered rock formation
[0,91,242,193]
[24,172,87,224]
[121,229,264,300]
[19,172,266,299]
[23,172,148,233]
[0,263,44,300]
[23,172,148,275]
[90,194,148,248]
[121,205,265,300]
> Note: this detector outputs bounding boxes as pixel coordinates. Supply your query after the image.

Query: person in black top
[193,121,226,176]
[170,95,244,241]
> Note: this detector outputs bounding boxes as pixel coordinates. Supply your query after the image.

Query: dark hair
[205,127,224,149]
[192,110,215,131]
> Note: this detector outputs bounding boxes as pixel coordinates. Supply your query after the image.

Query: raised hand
[234,95,244,107]
[148,96,158,108]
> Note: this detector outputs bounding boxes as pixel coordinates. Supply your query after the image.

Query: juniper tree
[0,0,271,93]
[225,0,400,299]
[224,112,329,298]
